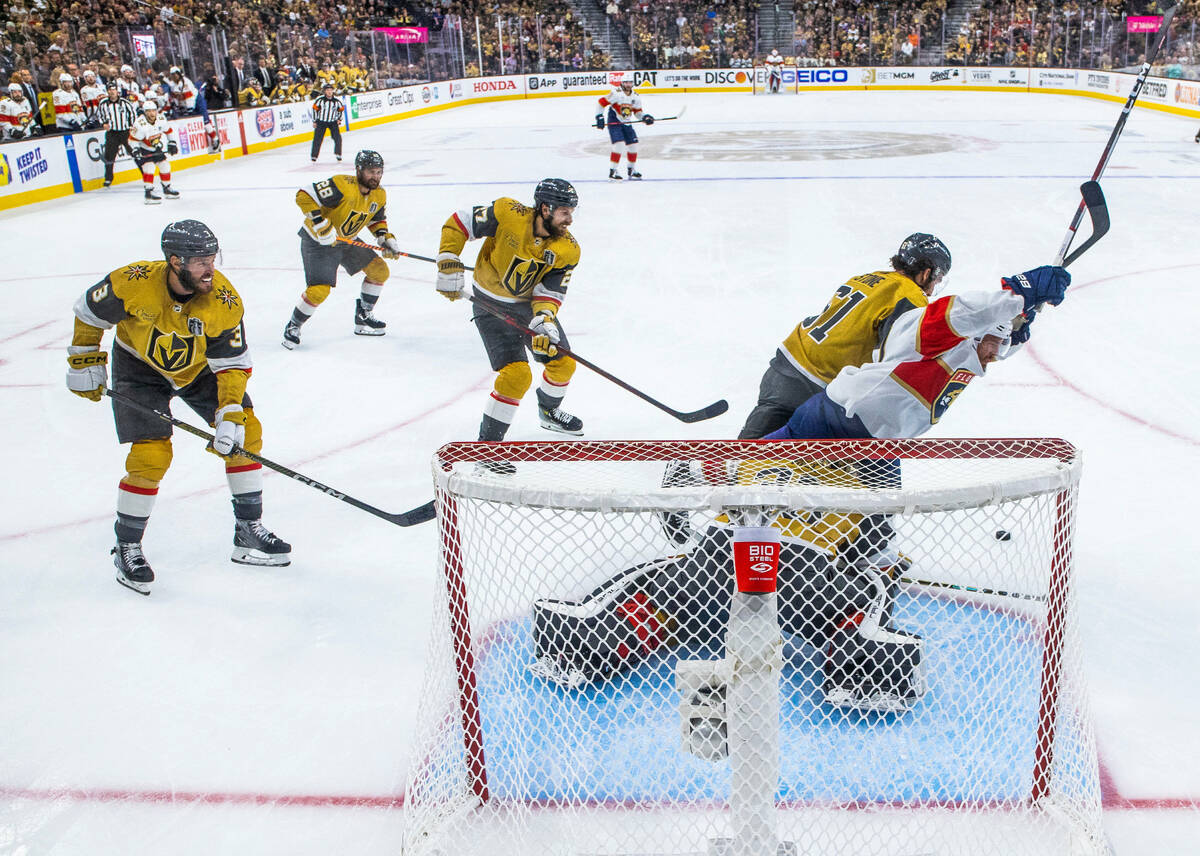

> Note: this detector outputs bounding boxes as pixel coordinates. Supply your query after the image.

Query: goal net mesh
[404,439,1103,856]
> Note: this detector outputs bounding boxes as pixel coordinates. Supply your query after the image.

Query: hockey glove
[594,114,605,130]
[1010,308,1036,346]
[66,346,108,402]
[528,310,560,357]
[642,114,655,125]
[211,404,247,457]
[378,232,401,260]
[167,139,178,155]
[435,252,466,301]
[304,213,337,246]
[1001,265,1070,314]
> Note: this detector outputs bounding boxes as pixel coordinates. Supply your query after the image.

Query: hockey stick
[469,296,728,423]
[600,105,686,127]
[900,576,1044,603]
[1053,4,1175,267]
[103,388,436,527]
[334,236,474,269]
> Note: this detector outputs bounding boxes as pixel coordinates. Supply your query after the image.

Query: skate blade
[144,199,162,205]
[116,572,151,595]
[353,326,386,336]
[281,339,298,350]
[231,548,292,567]
[824,688,914,714]
[538,420,584,437]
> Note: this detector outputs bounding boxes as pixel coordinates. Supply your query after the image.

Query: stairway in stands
[568,1,634,70]
[922,0,983,65]
[756,0,796,55]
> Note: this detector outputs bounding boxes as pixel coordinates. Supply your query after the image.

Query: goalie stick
[103,389,436,527]
[469,296,729,424]
[337,237,727,423]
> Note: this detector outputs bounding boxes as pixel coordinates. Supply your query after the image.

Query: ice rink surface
[1,89,1198,854]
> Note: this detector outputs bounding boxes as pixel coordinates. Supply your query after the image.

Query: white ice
[1,90,1198,854]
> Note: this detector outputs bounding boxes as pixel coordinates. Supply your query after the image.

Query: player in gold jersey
[738,233,950,438]
[436,179,582,448]
[66,220,290,595]
[282,149,401,348]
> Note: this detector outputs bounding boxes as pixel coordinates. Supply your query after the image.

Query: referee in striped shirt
[96,82,138,187]
[311,83,345,162]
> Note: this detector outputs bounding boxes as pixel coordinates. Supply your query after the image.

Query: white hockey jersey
[169,76,198,111]
[80,83,105,111]
[597,87,643,124]
[129,113,174,154]
[826,290,1025,439]
[116,77,142,104]
[0,95,36,139]
[53,87,84,129]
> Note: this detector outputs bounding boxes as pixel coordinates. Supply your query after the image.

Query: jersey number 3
[801,284,866,343]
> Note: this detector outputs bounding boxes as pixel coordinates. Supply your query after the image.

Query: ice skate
[144,188,161,205]
[282,320,302,350]
[113,541,154,595]
[354,299,386,336]
[162,184,179,199]
[475,459,517,477]
[538,405,583,436]
[608,168,623,181]
[627,168,643,181]
[231,520,292,567]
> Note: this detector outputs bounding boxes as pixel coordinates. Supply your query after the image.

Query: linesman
[311,83,345,163]
[95,81,138,187]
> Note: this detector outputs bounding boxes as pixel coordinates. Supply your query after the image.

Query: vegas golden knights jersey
[296,174,389,241]
[440,197,580,314]
[73,260,251,389]
[779,270,930,386]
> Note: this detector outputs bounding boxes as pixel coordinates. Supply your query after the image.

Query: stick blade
[675,399,729,423]
[386,500,436,527]
[1063,180,1110,267]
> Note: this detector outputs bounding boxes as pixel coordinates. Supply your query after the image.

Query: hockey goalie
[530,458,926,716]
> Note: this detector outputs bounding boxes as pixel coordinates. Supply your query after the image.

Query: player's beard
[176,264,212,296]
[358,172,380,190]
[540,212,566,239]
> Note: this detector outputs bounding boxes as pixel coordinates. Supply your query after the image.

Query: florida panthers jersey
[826,290,1024,438]
[0,95,36,139]
[73,260,251,390]
[129,113,173,154]
[80,82,105,111]
[53,88,84,129]
[440,197,580,313]
[598,87,643,124]
[168,76,199,111]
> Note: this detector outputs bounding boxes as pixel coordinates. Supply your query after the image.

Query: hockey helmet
[161,220,220,261]
[169,66,182,75]
[59,73,73,85]
[355,149,384,171]
[534,178,578,211]
[896,232,951,280]
[121,64,134,74]
[8,83,21,94]
[83,69,96,80]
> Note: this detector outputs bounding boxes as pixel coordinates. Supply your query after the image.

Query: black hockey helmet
[896,232,951,280]
[355,149,384,171]
[161,219,219,261]
[533,178,578,211]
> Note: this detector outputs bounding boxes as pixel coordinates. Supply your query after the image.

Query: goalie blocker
[531,525,924,714]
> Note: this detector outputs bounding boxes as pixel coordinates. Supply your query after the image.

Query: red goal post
[404,438,1105,856]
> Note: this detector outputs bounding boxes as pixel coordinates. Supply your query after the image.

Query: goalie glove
[378,232,401,259]
[528,310,561,357]
[66,346,108,402]
[211,404,247,457]
[303,212,337,246]
[435,252,466,301]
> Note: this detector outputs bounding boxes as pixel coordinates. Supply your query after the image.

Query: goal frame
[430,437,1081,813]
[753,65,800,95]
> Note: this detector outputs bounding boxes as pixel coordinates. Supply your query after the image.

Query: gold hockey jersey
[440,197,580,314]
[73,260,251,390]
[780,270,930,386]
[296,174,389,240]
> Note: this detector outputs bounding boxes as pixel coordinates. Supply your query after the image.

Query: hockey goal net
[753,66,799,94]
[405,438,1104,856]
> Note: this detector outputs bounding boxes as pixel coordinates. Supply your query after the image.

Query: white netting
[405,439,1103,856]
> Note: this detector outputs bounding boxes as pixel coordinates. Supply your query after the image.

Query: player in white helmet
[594,73,653,181]
[53,73,85,131]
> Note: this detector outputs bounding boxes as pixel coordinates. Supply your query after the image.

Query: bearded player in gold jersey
[738,233,951,438]
[282,149,402,348]
[436,179,582,453]
[66,221,290,595]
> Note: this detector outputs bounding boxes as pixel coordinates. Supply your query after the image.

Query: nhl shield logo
[147,328,196,373]
[256,109,275,138]
[932,369,975,423]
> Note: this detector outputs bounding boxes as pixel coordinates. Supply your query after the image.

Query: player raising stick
[436,179,582,455]
[282,149,402,348]
[66,220,291,595]
[595,73,653,181]
[128,101,178,204]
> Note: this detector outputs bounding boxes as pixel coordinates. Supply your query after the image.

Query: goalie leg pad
[677,658,731,761]
[531,556,682,687]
